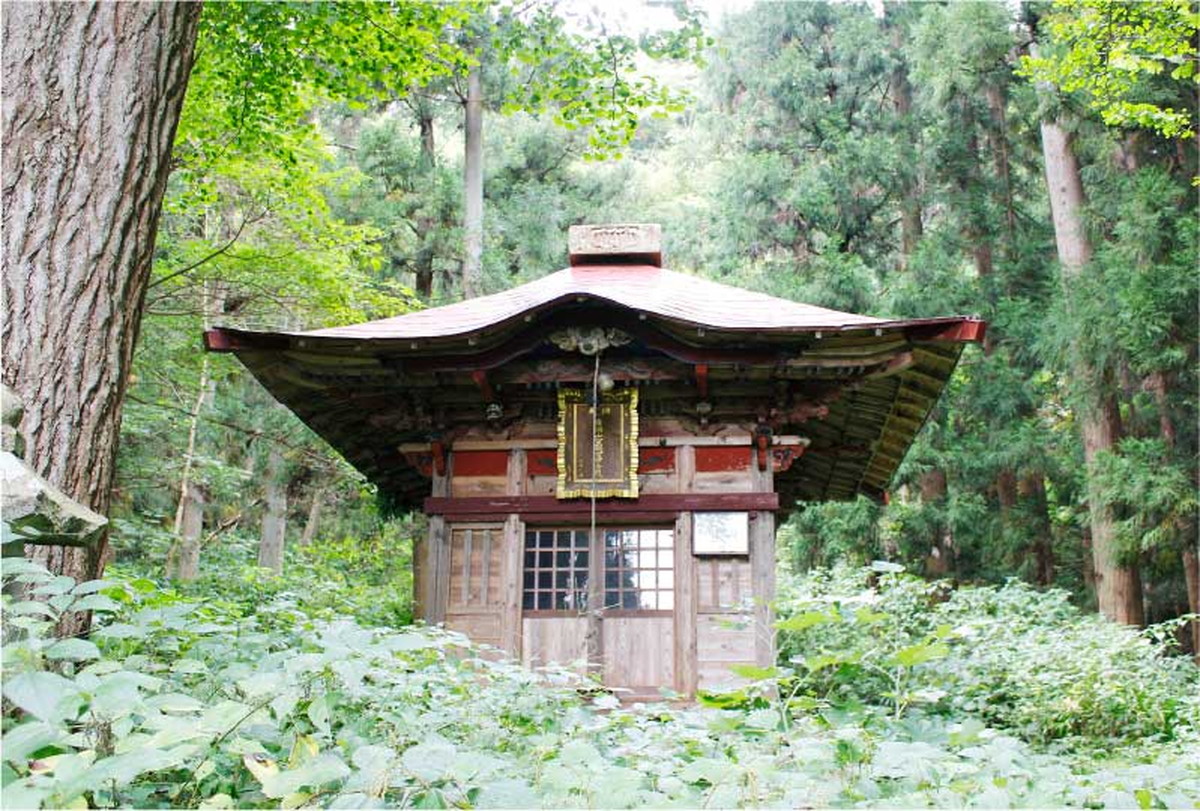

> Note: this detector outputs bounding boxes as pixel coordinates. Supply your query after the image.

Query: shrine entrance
[521,524,678,694]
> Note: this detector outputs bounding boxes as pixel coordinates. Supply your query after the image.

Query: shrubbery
[774,564,1200,748]
[3,559,1199,808]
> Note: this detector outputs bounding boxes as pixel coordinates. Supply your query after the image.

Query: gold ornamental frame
[556,387,639,499]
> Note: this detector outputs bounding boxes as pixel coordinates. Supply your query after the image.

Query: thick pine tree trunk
[462,65,484,299]
[258,447,288,574]
[1039,118,1143,624]
[2,3,200,624]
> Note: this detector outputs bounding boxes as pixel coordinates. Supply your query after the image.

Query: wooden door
[598,527,676,694]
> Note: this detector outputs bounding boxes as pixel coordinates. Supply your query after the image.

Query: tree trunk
[1183,543,1200,661]
[1018,472,1055,586]
[1,3,200,624]
[415,108,437,298]
[984,83,1016,251]
[167,483,205,582]
[919,469,954,577]
[299,486,325,547]
[168,283,223,578]
[1146,370,1196,656]
[462,64,484,299]
[1039,117,1143,625]
[258,447,288,574]
[888,29,922,268]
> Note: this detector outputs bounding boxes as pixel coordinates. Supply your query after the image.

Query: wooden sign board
[693,512,750,555]
[557,387,639,498]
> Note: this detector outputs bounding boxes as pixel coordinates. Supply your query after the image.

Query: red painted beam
[424,492,780,515]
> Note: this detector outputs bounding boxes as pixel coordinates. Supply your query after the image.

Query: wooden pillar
[500,449,526,657]
[425,463,450,625]
[750,451,776,668]
[674,510,698,696]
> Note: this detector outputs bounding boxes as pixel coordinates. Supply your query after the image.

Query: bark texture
[258,447,288,574]
[1039,119,1143,624]
[462,65,484,299]
[299,485,325,547]
[2,3,200,604]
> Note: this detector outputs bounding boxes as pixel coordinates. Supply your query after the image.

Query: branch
[148,213,258,290]
[124,393,340,471]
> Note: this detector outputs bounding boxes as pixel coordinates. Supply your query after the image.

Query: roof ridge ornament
[568,223,662,267]
[549,326,631,356]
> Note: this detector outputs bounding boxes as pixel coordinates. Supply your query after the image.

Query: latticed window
[521,526,676,613]
[522,529,589,610]
[603,528,674,611]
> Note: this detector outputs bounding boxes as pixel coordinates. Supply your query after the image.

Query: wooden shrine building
[205,224,984,697]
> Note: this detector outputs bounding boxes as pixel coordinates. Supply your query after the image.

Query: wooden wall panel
[445,612,502,649]
[602,616,675,690]
[451,475,508,497]
[697,558,753,613]
[691,470,754,493]
[442,522,511,653]
[522,616,589,673]
[446,524,504,611]
[526,474,557,496]
[697,613,755,692]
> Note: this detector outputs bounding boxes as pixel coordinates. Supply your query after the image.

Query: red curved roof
[304,264,892,340]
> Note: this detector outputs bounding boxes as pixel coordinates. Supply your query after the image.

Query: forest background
[2,0,1199,808]
[98,0,1198,635]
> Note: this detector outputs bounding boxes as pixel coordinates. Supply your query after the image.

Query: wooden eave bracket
[907,319,987,344]
[694,363,709,399]
[471,369,497,402]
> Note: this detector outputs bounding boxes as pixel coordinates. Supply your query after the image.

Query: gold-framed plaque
[556,387,639,499]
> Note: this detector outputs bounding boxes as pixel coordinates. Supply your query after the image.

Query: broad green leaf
[69,594,122,613]
[854,608,889,625]
[45,638,101,661]
[1,721,69,764]
[148,692,205,713]
[307,695,331,735]
[70,579,112,596]
[775,611,833,632]
[886,641,950,668]
[5,600,56,618]
[260,753,351,799]
[32,575,76,596]
[3,671,81,723]
[729,664,779,680]
[401,742,456,781]
[475,779,539,809]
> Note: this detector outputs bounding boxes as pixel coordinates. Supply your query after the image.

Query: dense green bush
[111,516,417,629]
[775,564,1200,748]
[4,559,1200,809]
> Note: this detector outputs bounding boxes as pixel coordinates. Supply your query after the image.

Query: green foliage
[1022,0,1199,138]
[5,560,1200,809]
[110,511,417,630]
[775,565,1200,748]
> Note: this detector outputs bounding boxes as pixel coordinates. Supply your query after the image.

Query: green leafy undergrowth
[774,564,1200,750]
[4,559,1199,809]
